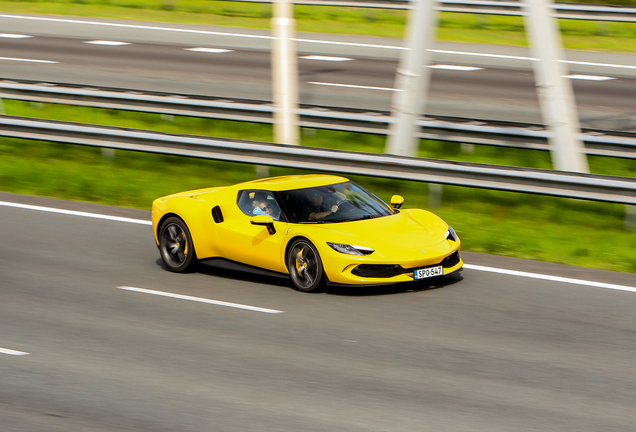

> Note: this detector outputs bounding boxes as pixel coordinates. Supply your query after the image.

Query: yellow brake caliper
[295,247,306,278]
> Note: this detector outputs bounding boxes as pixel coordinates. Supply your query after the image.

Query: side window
[237,190,282,221]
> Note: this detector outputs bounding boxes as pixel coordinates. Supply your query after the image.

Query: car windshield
[279,181,395,223]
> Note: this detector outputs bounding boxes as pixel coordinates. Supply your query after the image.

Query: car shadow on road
[156,258,464,296]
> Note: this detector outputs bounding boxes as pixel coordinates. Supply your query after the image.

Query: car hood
[303,209,452,258]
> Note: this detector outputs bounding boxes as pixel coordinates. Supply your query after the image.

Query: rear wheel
[159,217,196,272]
[287,239,325,293]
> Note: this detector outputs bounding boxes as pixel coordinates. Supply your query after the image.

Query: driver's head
[259,201,275,215]
[308,190,323,205]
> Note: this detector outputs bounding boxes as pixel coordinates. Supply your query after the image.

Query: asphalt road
[1,14,635,129]
[1,192,635,431]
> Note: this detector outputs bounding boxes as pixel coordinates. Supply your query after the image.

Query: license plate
[414,266,443,280]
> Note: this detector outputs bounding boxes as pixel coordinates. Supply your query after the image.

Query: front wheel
[287,239,325,293]
[159,217,197,272]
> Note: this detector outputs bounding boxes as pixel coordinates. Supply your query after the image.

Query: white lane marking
[464,264,636,293]
[565,74,616,81]
[294,37,405,50]
[0,201,151,225]
[117,286,284,314]
[308,81,398,91]
[0,33,32,38]
[428,64,483,71]
[0,15,633,72]
[186,47,234,53]
[0,14,272,40]
[300,55,353,62]
[422,49,636,71]
[564,60,636,70]
[2,199,633,294]
[0,57,58,64]
[84,40,131,46]
[0,347,30,356]
[429,49,534,61]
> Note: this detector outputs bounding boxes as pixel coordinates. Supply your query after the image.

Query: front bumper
[325,249,464,285]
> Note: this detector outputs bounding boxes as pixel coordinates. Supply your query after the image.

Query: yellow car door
[215,190,289,273]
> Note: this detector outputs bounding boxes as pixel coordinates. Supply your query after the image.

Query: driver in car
[253,199,279,220]
[301,190,340,221]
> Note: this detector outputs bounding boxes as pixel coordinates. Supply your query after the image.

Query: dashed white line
[186,47,234,53]
[300,55,353,62]
[0,57,58,64]
[0,201,151,225]
[428,64,483,71]
[84,40,131,46]
[0,34,32,38]
[117,286,284,314]
[307,82,398,91]
[565,74,616,81]
[464,264,636,293]
[0,347,30,356]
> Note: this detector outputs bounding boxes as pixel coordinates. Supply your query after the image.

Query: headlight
[327,242,374,256]
[445,225,458,242]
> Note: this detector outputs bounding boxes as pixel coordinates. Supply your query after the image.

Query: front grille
[351,252,461,279]
[351,264,404,278]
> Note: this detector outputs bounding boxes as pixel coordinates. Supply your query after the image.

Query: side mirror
[250,215,276,235]
[390,195,404,210]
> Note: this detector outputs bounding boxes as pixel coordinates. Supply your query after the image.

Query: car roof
[234,174,349,192]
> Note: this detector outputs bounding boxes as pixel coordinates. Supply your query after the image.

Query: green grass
[1,0,636,53]
[1,101,635,274]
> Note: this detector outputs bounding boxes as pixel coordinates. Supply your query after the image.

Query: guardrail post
[386,0,437,157]
[523,0,589,173]
[272,0,300,146]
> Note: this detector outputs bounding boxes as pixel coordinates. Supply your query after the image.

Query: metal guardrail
[226,0,636,22]
[2,81,635,159]
[1,115,635,204]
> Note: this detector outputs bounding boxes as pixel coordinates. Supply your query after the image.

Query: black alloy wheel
[287,239,325,293]
[159,217,196,272]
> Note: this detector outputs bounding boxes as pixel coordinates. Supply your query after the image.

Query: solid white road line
[463,264,636,293]
[0,33,32,38]
[1,15,634,72]
[186,47,234,53]
[117,286,284,314]
[0,57,58,64]
[300,55,354,62]
[565,74,616,81]
[564,60,636,70]
[0,347,30,356]
[84,40,131,46]
[428,64,483,71]
[3,199,634,294]
[428,49,534,61]
[0,14,272,40]
[0,201,152,225]
[307,81,398,91]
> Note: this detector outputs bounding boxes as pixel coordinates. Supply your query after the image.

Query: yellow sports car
[152,174,463,292]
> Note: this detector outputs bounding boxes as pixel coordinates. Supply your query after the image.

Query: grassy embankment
[0,1,635,273]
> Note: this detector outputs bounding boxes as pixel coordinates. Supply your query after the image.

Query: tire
[287,239,325,293]
[159,217,197,272]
